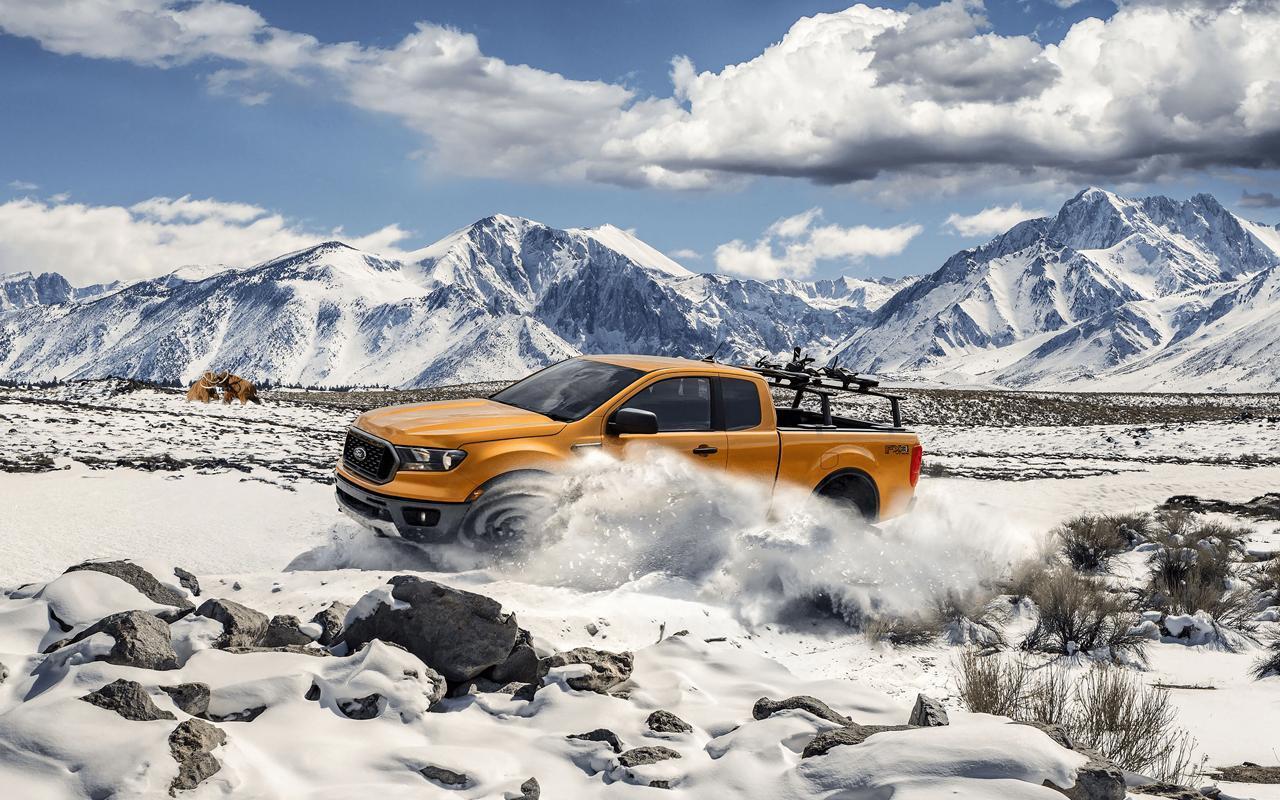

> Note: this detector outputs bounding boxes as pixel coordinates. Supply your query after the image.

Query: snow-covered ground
[2,381,1279,798]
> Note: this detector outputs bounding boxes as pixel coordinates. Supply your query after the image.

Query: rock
[342,577,519,684]
[753,695,851,726]
[488,629,540,685]
[618,746,681,768]
[261,615,313,647]
[539,647,633,693]
[81,679,176,722]
[168,718,227,796]
[1129,784,1203,799]
[173,567,201,597]
[206,705,267,723]
[512,683,540,702]
[908,694,949,727]
[802,723,912,758]
[161,683,211,717]
[66,560,194,610]
[49,610,179,670]
[1045,758,1125,800]
[0,660,7,685]
[518,777,540,799]
[568,728,625,753]
[338,693,383,720]
[650,779,673,789]
[646,709,693,734]
[420,764,469,787]
[309,601,349,647]
[196,598,269,649]
[224,645,328,657]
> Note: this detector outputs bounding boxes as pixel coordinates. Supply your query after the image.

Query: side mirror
[610,408,659,435]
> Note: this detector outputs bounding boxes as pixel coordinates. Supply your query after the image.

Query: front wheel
[456,474,556,554]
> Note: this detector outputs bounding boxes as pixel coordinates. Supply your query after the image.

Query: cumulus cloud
[714,208,920,280]
[1239,189,1280,209]
[7,179,38,191]
[0,195,410,285]
[945,202,1049,236]
[2,1,1280,190]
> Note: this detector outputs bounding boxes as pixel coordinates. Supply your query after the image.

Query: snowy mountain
[2,192,1277,391]
[832,189,1280,391]
[0,216,875,387]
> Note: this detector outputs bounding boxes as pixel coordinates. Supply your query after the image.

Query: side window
[618,377,712,432]
[722,378,762,431]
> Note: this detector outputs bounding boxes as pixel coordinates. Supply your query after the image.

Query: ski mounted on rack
[707,346,904,429]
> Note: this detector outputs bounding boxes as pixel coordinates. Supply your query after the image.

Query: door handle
[692,444,718,456]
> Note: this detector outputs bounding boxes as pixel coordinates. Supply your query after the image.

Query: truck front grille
[343,429,395,483]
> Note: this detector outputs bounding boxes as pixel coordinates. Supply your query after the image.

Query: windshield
[490,358,645,422]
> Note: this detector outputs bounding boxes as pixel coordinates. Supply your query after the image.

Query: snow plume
[504,448,1039,626]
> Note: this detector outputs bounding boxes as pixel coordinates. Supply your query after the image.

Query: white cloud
[714,208,920,280]
[2,1,1279,191]
[666,248,702,261]
[944,202,1048,236]
[7,179,37,191]
[0,195,410,285]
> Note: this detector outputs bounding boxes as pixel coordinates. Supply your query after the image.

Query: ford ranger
[335,353,923,550]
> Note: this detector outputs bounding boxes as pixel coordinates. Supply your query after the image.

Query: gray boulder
[539,647,633,693]
[173,567,201,597]
[646,710,693,734]
[66,560,193,610]
[1045,759,1125,800]
[568,728,625,753]
[168,718,227,796]
[49,610,179,670]
[618,746,681,768]
[0,660,7,685]
[488,629,539,685]
[420,764,469,787]
[309,601,349,647]
[753,695,851,726]
[161,683,211,717]
[342,577,519,684]
[802,723,913,758]
[517,777,540,799]
[261,615,313,647]
[908,694,949,727]
[196,598,269,649]
[81,679,176,722]
[338,693,383,720]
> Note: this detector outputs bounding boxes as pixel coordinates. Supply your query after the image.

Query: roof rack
[731,347,904,428]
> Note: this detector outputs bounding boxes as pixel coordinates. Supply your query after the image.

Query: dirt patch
[1212,763,1280,783]
[1160,493,1280,522]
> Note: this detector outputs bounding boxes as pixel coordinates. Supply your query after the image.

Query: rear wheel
[816,472,878,522]
[456,474,555,554]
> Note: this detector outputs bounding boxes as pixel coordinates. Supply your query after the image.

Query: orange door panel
[604,431,728,469]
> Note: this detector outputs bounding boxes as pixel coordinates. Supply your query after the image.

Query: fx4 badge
[885,444,910,455]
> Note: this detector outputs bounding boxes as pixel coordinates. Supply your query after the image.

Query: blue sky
[1,0,1277,285]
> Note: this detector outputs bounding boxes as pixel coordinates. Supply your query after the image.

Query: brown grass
[1023,568,1146,662]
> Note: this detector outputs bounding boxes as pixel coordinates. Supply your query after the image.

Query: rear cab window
[721,377,763,430]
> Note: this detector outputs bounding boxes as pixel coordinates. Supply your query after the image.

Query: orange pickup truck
[335,354,922,550]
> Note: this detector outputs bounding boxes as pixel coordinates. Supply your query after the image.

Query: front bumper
[334,472,471,544]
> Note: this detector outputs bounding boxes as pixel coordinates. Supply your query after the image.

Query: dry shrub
[864,615,937,646]
[932,588,1007,648]
[954,655,1200,784]
[1253,633,1280,680]
[1249,557,1280,599]
[1145,515,1258,633]
[1023,568,1146,661]
[1055,514,1131,572]
[954,649,1030,718]
[1004,557,1053,602]
[1069,668,1200,784]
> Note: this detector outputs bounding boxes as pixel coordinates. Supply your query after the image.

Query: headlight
[395,447,467,471]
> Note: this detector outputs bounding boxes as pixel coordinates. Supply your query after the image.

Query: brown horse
[185,370,260,404]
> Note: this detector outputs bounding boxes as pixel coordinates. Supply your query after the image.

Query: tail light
[909,444,923,487]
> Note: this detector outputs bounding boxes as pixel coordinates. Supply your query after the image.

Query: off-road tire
[456,473,555,554]
[816,472,878,522]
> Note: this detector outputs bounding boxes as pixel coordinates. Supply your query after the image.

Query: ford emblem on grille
[352,446,368,461]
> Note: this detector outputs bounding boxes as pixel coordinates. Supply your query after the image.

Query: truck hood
[355,399,565,446]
